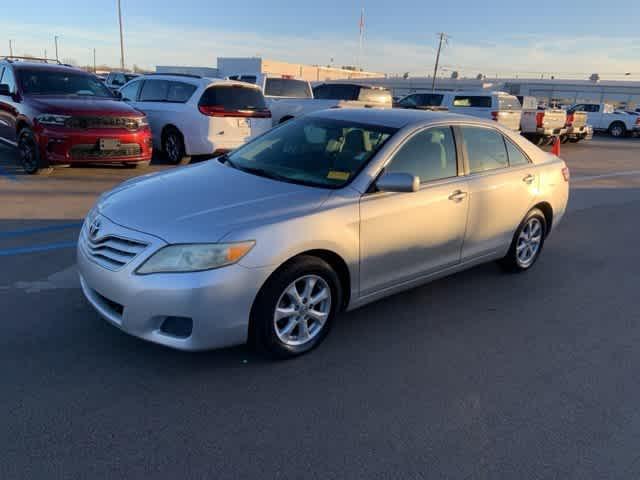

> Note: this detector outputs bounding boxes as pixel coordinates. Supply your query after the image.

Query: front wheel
[560,134,569,144]
[18,128,51,175]
[251,255,341,358]
[499,209,547,273]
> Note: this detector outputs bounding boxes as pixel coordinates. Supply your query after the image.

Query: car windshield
[225,116,397,188]
[19,69,114,97]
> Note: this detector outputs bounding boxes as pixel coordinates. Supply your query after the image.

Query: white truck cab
[569,103,640,138]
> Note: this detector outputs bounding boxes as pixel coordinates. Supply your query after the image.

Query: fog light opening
[159,316,193,339]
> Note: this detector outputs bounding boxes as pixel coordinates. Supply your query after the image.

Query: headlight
[137,242,255,274]
[36,114,71,126]
[137,116,149,127]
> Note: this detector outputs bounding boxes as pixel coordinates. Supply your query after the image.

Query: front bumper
[37,125,153,165]
[77,217,273,351]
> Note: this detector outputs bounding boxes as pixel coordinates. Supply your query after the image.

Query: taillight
[566,113,574,127]
[198,105,272,118]
[536,112,545,128]
[491,111,499,121]
[635,117,640,125]
[562,167,570,182]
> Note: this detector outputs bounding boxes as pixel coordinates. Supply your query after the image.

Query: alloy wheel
[273,275,332,347]
[165,134,180,163]
[516,217,543,268]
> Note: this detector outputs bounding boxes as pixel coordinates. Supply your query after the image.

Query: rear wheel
[17,128,51,175]
[162,128,190,165]
[251,255,341,359]
[499,208,547,273]
[569,138,581,143]
[608,122,626,138]
[560,134,569,144]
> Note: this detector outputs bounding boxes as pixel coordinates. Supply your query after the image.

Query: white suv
[396,90,522,131]
[119,74,272,164]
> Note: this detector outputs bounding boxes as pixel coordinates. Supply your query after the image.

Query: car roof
[4,61,90,74]
[317,81,389,90]
[136,74,263,90]
[432,89,514,97]
[309,107,486,129]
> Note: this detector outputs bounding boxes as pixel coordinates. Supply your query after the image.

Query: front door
[359,126,469,296]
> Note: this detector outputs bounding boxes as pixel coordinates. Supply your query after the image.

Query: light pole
[117,0,125,70]
[9,40,13,57]
[93,48,96,73]
[54,35,59,61]
[431,32,448,91]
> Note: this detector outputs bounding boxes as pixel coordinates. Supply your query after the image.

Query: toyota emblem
[89,218,101,240]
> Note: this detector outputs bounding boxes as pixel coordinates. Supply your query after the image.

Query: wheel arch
[532,201,553,236]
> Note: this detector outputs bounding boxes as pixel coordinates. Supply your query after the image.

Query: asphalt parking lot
[2,136,640,479]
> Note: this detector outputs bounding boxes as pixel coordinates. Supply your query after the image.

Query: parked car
[119,73,272,164]
[78,108,569,358]
[239,77,392,125]
[0,59,152,174]
[516,96,567,145]
[560,109,590,143]
[104,72,140,93]
[568,103,640,138]
[393,92,449,111]
[394,90,522,131]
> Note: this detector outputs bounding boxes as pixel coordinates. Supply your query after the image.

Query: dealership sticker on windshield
[327,171,350,181]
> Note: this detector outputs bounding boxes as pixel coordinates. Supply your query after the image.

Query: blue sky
[3,1,639,79]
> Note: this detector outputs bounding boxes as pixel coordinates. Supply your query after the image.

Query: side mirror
[0,84,10,96]
[376,172,420,193]
[113,90,123,100]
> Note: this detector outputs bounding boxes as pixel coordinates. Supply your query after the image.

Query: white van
[120,74,272,164]
[395,90,522,131]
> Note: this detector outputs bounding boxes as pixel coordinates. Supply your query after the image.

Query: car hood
[28,95,142,116]
[98,161,332,243]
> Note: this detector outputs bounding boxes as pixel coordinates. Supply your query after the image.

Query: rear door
[198,84,271,149]
[459,125,538,260]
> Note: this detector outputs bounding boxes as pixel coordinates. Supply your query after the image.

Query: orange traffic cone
[551,136,561,157]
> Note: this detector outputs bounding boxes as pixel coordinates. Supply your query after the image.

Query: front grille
[66,116,142,131]
[70,143,142,160]
[80,225,148,271]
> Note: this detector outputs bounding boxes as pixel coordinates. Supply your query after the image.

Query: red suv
[0,59,152,174]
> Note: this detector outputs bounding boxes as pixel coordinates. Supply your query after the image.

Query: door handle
[523,174,535,185]
[448,190,468,202]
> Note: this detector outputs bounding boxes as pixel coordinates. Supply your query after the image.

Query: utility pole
[117,0,125,70]
[431,32,448,91]
[93,48,96,73]
[54,35,59,61]
[9,40,13,57]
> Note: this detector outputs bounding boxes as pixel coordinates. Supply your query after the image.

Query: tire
[569,138,581,143]
[560,135,569,144]
[162,128,190,165]
[17,128,51,175]
[251,255,342,359]
[279,116,294,124]
[499,208,547,273]
[608,122,626,138]
[534,135,546,146]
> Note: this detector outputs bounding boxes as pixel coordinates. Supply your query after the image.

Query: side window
[312,85,330,99]
[120,80,141,101]
[0,66,4,84]
[113,73,126,86]
[106,73,114,84]
[452,96,492,108]
[325,84,358,101]
[139,80,169,102]
[385,127,458,183]
[461,126,509,173]
[505,138,530,166]
[167,81,197,102]
[2,67,16,94]
[398,94,418,107]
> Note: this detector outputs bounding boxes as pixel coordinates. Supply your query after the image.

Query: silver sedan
[78,109,569,358]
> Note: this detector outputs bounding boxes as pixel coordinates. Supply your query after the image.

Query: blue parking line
[0,222,83,239]
[0,165,18,182]
[0,241,77,257]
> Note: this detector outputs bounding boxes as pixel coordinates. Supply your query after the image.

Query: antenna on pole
[431,32,449,91]
[358,7,365,70]
[117,0,125,70]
